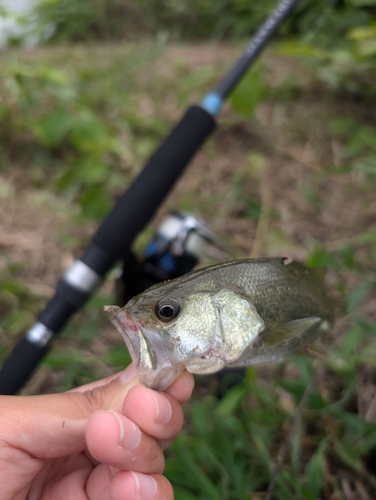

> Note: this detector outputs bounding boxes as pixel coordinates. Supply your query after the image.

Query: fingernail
[108,410,141,450]
[150,390,172,424]
[130,471,158,498]
[119,364,136,385]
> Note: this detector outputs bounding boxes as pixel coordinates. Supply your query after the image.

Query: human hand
[0,364,194,500]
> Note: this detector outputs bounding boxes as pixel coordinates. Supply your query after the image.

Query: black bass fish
[107,257,333,390]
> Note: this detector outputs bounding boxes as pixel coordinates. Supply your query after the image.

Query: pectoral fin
[228,317,329,367]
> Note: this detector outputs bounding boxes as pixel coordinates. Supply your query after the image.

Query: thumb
[0,364,139,460]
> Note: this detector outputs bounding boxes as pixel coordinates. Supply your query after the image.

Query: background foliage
[1,0,376,498]
[33,0,375,43]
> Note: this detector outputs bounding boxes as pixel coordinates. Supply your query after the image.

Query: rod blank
[214,0,300,99]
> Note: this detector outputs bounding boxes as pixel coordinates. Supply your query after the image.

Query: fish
[106,257,333,391]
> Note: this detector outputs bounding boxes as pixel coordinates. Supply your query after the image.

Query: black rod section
[0,338,50,395]
[214,0,299,99]
[89,106,215,260]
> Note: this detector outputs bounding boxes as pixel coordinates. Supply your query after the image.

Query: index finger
[69,364,137,393]
[163,370,195,402]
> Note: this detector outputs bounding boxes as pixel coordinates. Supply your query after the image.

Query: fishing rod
[0,0,300,395]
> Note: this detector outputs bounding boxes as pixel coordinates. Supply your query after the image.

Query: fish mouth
[110,308,183,391]
[111,311,157,373]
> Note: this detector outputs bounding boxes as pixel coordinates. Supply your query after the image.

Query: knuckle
[145,440,165,473]
[167,398,183,432]
[77,386,105,415]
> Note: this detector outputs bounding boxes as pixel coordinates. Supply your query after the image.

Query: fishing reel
[116,211,227,306]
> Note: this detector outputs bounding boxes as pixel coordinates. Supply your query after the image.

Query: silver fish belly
[107,257,333,391]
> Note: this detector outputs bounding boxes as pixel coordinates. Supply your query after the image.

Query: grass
[0,39,376,498]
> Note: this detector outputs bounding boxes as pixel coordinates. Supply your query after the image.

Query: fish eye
[155,298,180,322]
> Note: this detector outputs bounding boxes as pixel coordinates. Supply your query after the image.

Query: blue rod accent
[200,92,223,116]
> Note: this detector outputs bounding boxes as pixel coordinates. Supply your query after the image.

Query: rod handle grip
[0,337,49,395]
[83,105,216,274]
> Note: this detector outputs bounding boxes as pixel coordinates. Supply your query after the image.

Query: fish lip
[112,312,139,363]
[116,314,156,372]
[121,323,141,366]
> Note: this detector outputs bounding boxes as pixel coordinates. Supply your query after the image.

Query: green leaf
[230,72,264,116]
[355,155,376,175]
[215,385,248,416]
[329,407,376,435]
[351,0,376,6]
[0,309,34,335]
[34,109,73,148]
[357,39,376,57]
[275,379,305,401]
[305,245,337,268]
[338,245,356,270]
[84,292,115,310]
[290,420,303,475]
[192,438,226,473]
[173,487,198,500]
[245,366,257,381]
[280,469,313,499]
[75,156,109,184]
[0,344,9,362]
[36,66,71,86]
[0,102,7,121]
[101,345,132,368]
[70,111,110,152]
[333,439,363,471]
[79,185,112,219]
[76,317,102,344]
[172,441,220,500]
[355,228,376,244]
[338,326,363,355]
[2,278,29,296]
[306,439,328,498]
[278,40,317,58]
[191,400,213,440]
[41,348,79,369]
[346,281,373,312]
[290,356,314,384]
[249,426,273,469]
